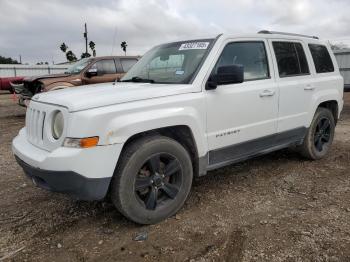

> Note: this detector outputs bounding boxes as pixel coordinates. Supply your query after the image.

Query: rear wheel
[299,107,335,160]
[111,136,193,224]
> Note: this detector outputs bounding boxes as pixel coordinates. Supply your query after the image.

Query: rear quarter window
[308,44,334,73]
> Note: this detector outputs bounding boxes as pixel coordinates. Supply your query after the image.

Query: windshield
[65,58,92,74]
[121,39,214,84]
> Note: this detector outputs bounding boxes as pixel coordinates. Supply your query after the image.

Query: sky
[1,0,350,64]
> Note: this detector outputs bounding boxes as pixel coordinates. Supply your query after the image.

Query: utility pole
[19,55,22,64]
[84,23,88,55]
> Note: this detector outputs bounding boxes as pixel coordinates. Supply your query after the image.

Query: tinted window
[308,44,334,73]
[91,59,116,75]
[121,59,138,72]
[216,42,269,81]
[295,43,309,74]
[273,42,309,77]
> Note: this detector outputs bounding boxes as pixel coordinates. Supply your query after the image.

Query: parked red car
[0,76,24,93]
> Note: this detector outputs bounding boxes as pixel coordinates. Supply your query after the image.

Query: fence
[0,64,69,77]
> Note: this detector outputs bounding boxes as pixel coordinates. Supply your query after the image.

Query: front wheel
[110,136,193,224]
[299,107,335,160]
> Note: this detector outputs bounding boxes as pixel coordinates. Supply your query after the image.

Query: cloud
[0,0,349,64]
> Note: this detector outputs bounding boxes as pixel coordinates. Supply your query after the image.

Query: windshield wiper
[121,76,155,83]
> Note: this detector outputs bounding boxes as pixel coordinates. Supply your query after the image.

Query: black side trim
[207,127,306,171]
[15,156,111,201]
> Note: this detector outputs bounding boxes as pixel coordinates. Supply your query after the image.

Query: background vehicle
[13,32,343,224]
[0,76,24,93]
[14,56,139,106]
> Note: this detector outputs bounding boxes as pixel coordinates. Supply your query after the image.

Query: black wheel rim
[314,117,331,152]
[134,153,182,210]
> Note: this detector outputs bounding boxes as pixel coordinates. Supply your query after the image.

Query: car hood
[24,73,71,83]
[32,82,196,112]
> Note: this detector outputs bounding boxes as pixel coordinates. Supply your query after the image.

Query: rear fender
[308,89,342,125]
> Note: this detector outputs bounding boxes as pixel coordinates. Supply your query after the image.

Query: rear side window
[215,41,270,81]
[121,59,138,72]
[308,44,334,73]
[273,42,309,77]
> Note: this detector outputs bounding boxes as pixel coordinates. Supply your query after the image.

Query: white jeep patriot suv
[13,31,344,224]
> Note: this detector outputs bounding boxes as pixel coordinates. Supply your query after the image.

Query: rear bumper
[15,156,110,200]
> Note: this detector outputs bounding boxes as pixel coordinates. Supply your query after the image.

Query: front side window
[121,39,214,84]
[91,59,117,75]
[215,41,269,81]
[65,58,92,74]
[308,44,334,73]
[273,42,310,77]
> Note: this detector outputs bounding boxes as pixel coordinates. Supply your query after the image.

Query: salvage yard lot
[0,92,350,261]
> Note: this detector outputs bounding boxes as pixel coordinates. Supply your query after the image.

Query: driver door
[82,59,120,84]
[205,39,279,167]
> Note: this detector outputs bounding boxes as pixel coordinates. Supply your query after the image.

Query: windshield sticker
[179,42,209,50]
[175,70,185,75]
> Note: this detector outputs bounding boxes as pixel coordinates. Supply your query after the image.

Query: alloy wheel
[134,153,182,210]
[314,117,331,152]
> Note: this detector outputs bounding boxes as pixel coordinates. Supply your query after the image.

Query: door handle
[259,90,275,97]
[304,85,315,91]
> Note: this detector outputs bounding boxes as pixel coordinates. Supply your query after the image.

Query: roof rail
[258,30,319,40]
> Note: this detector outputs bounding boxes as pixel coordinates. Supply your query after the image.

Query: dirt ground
[0,91,349,262]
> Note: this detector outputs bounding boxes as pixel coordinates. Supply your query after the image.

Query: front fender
[104,106,207,156]
[68,95,208,157]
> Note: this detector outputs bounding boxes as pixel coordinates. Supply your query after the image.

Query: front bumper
[12,128,123,200]
[17,95,31,107]
[15,156,110,200]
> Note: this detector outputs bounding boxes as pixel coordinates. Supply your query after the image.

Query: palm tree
[89,41,96,57]
[121,41,127,56]
[66,51,77,62]
[60,43,68,54]
[81,52,91,59]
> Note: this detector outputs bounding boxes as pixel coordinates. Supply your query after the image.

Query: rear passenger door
[269,40,314,133]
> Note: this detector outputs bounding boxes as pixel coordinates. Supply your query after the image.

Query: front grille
[26,107,46,145]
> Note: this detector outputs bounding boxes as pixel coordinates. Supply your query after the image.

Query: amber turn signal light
[79,137,99,148]
[63,137,99,148]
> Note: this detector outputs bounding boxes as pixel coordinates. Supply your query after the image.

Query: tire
[299,107,335,160]
[110,135,193,224]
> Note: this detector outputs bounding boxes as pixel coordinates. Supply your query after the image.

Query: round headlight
[52,111,64,139]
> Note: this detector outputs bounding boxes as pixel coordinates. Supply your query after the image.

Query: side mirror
[206,65,244,90]
[86,68,98,77]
